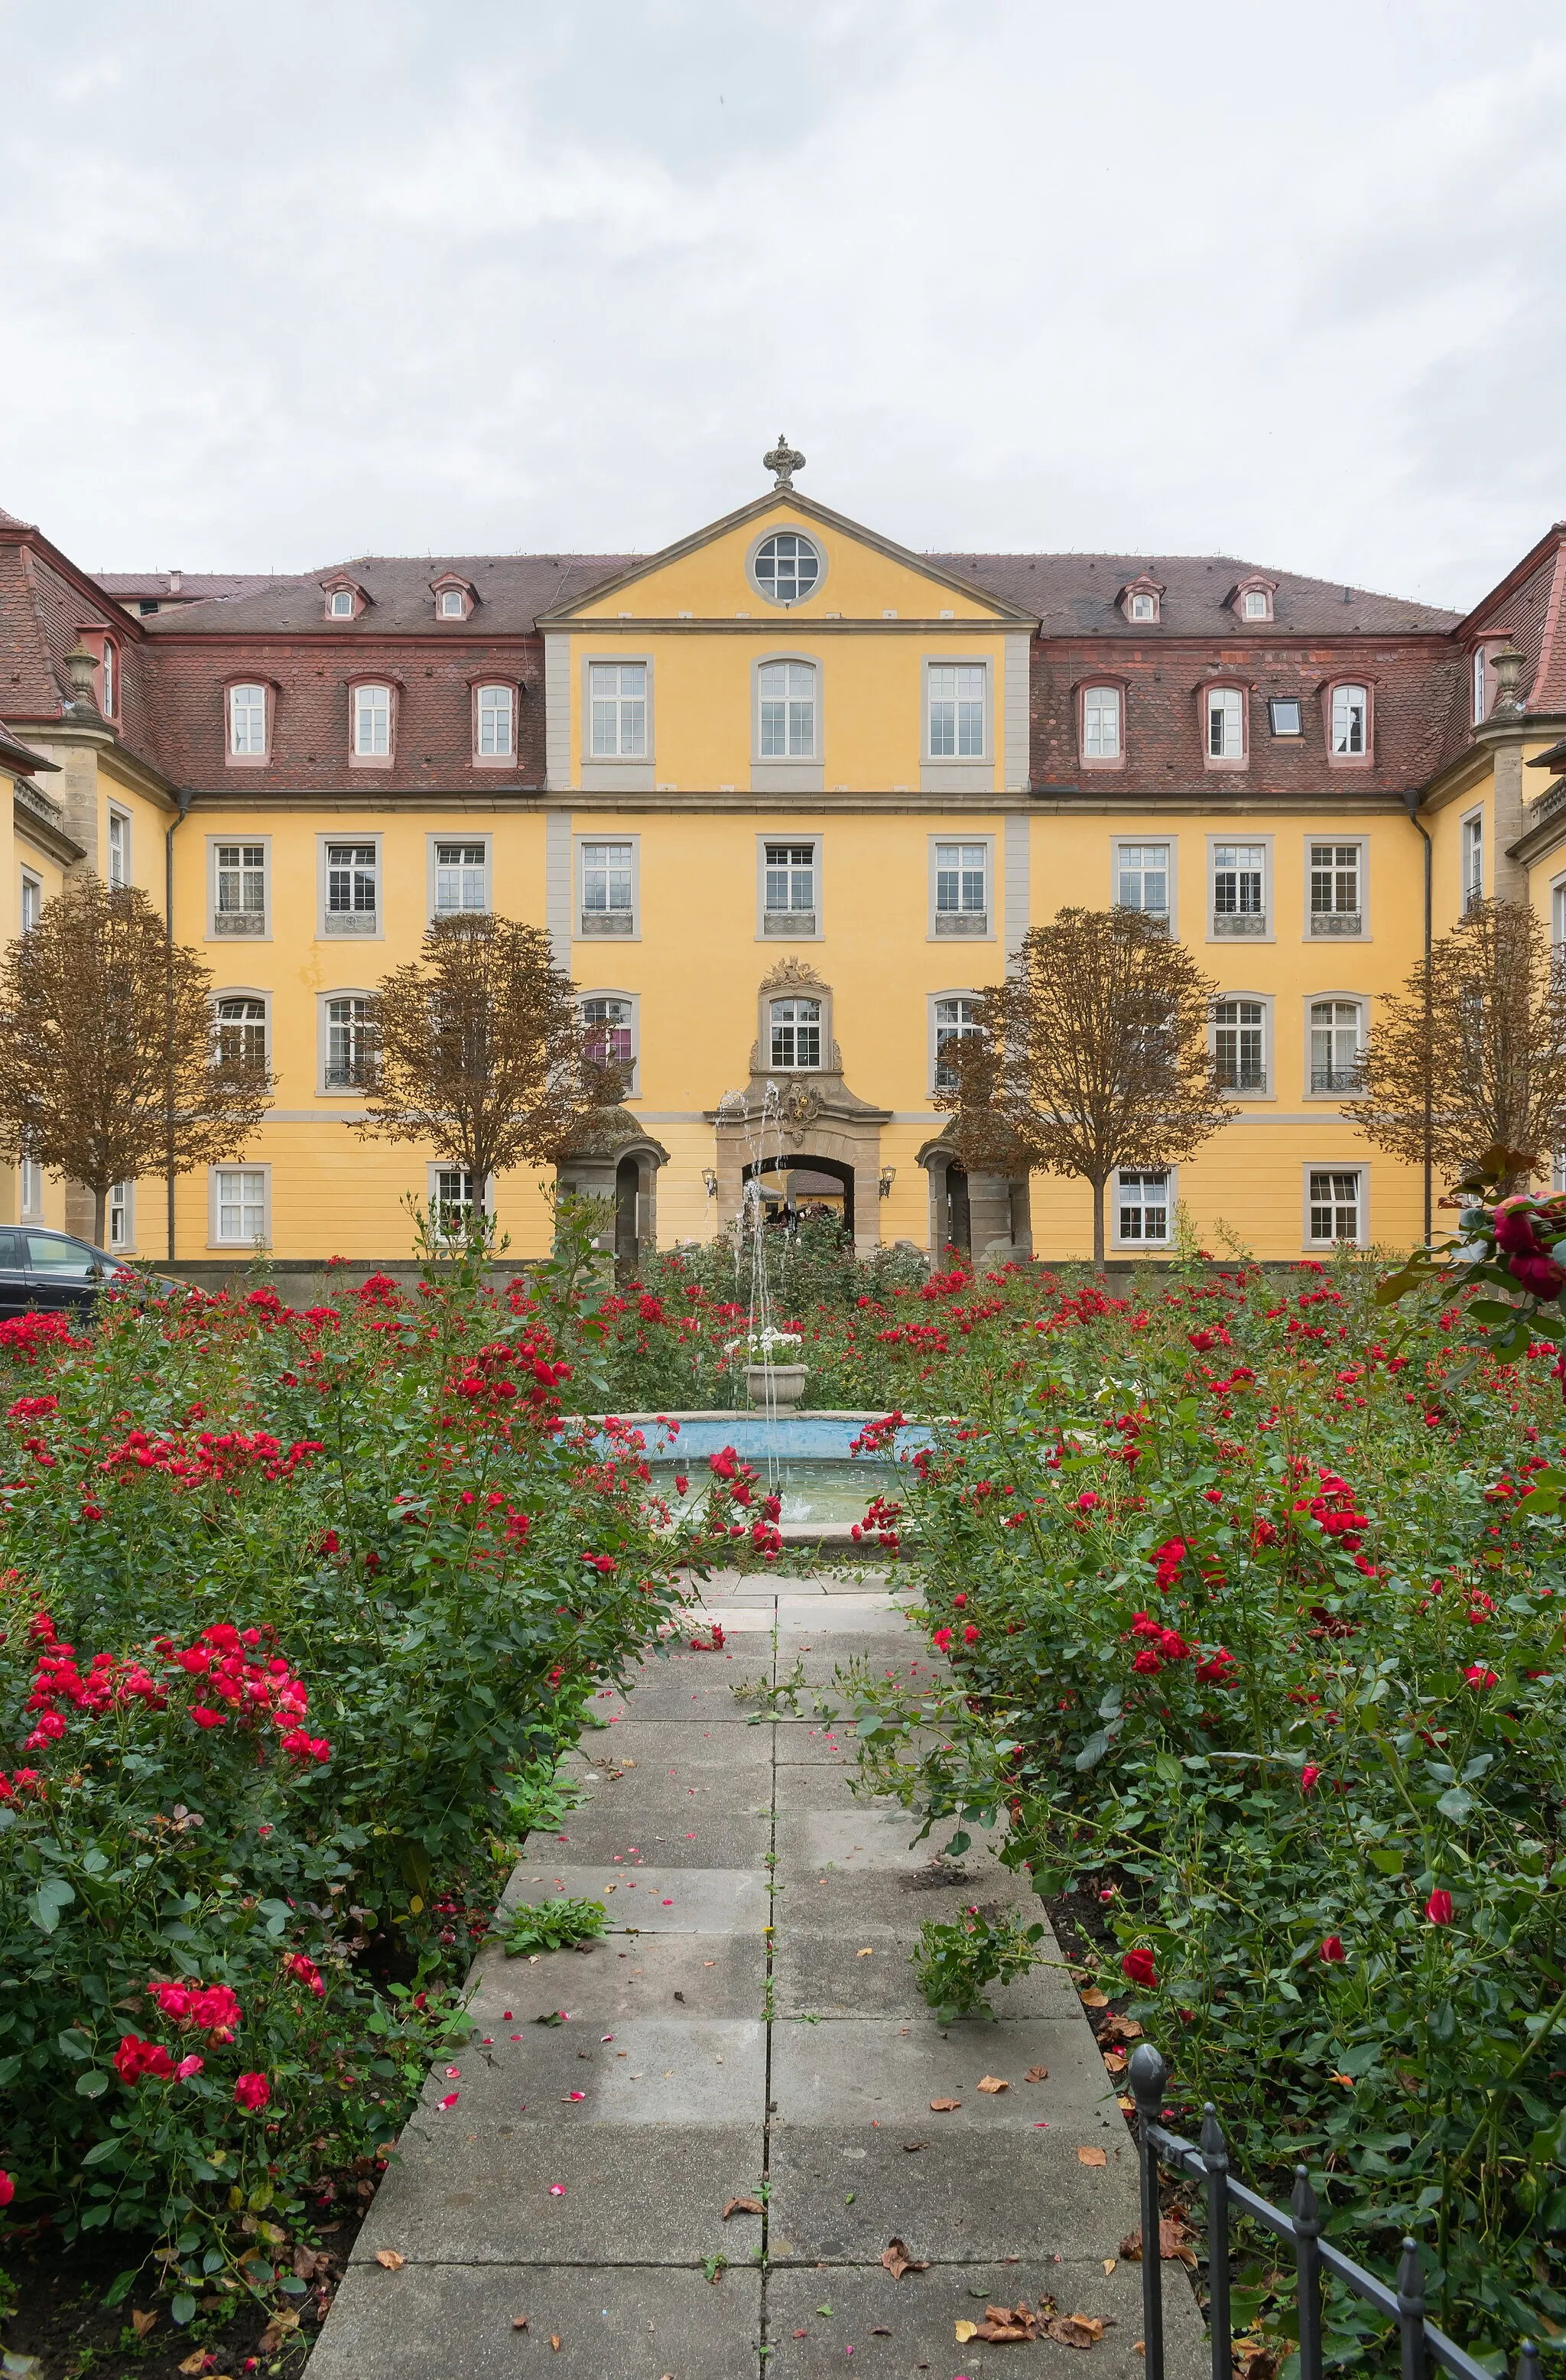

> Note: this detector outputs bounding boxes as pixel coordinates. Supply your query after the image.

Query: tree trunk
[91,1183,108,1250]
[1090,1174,1106,1274]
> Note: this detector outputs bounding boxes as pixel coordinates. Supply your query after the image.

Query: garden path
[309,1574,1202,2378]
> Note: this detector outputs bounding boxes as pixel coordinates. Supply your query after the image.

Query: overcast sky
[2,0,1563,610]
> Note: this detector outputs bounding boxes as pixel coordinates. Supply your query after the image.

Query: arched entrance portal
[743,1153,855,1242]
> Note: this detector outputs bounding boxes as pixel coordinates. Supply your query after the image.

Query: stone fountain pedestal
[742,1362,807,1411]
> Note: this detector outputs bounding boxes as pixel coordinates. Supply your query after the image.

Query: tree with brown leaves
[0,876,272,1248]
[1353,896,1566,1198]
[353,915,622,1213]
[938,906,1233,1270]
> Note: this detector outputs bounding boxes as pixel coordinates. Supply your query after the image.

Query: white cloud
[1,0,1563,607]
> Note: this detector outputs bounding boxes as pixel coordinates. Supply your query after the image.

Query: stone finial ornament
[63,642,100,714]
[1490,644,1527,717]
[764,434,805,491]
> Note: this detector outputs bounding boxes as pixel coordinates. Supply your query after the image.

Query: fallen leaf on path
[1103,2258,1117,2275]
[1100,2012,1144,2044]
[374,2249,405,2271]
[177,2355,210,2375]
[977,2074,1009,2094]
[1120,2215,1197,2267]
[902,2139,930,2152]
[1080,1987,1109,2007]
[722,2196,764,2219]
[1025,2064,1049,2082]
[857,1946,874,1957]
[954,2320,980,2343]
[1103,2049,1128,2075]
[1046,2313,1108,2349]
[870,2326,892,2335]
[1077,2146,1107,2167]
[550,2336,561,2352]
[255,2312,300,2353]
[881,2238,928,2279]
[929,2096,962,2112]
[129,2313,157,2339]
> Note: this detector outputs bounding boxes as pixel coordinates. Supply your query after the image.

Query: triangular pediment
[537,489,1035,628]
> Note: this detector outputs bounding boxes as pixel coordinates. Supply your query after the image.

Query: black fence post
[1397,2238,1428,2380]
[1292,2165,1324,2380]
[1129,2042,1171,2380]
[1200,2103,1232,2380]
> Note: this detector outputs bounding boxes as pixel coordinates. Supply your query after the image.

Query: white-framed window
[430,1166,486,1238]
[1115,1169,1171,1245]
[579,839,636,937]
[1473,648,1487,725]
[1553,875,1566,952]
[1128,590,1157,622]
[328,589,355,618]
[18,1155,44,1218]
[440,588,465,619]
[212,1166,268,1248]
[759,662,817,759]
[581,993,638,1094]
[932,838,990,936]
[1211,841,1267,936]
[1307,1166,1364,1247]
[1461,811,1484,909]
[432,840,489,915]
[213,995,268,1074]
[1269,697,1303,736]
[108,1182,132,1251]
[1213,997,1267,1094]
[1242,590,1270,620]
[352,683,392,759]
[1206,686,1246,760]
[106,807,129,889]
[100,640,116,717]
[1116,840,1171,924]
[323,993,373,1091]
[1309,998,1363,1094]
[212,840,268,937]
[1308,841,1364,936]
[932,993,983,1094]
[752,530,821,606]
[770,997,822,1071]
[1330,682,1369,758]
[20,871,41,934]
[323,840,379,937]
[228,682,268,758]
[928,664,986,759]
[1081,684,1122,761]
[475,683,514,759]
[590,662,647,758]
[762,839,818,935]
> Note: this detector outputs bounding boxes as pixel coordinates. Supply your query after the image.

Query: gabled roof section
[535,490,1038,626]
[924,551,1460,636]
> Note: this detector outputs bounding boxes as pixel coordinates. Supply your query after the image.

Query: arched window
[1081,684,1121,759]
[229,683,268,756]
[933,995,982,1092]
[752,532,820,606]
[324,995,371,1090]
[759,661,816,757]
[1207,686,1245,759]
[770,997,821,1071]
[1309,999,1363,1094]
[475,683,514,758]
[214,996,268,1075]
[582,994,637,1092]
[353,684,392,757]
[100,640,116,717]
[1330,683,1368,756]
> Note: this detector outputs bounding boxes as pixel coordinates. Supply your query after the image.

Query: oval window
[752,532,820,605]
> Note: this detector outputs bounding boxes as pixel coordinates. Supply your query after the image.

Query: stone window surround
[752,961,837,1078]
[921,655,994,792]
[1303,1159,1368,1250]
[207,834,271,941]
[579,987,641,1098]
[580,651,655,793]
[346,675,398,769]
[1111,834,1178,935]
[928,831,995,942]
[469,676,519,766]
[755,831,822,940]
[1320,674,1376,770]
[1303,988,1368,1102]
[1207,831,1273,943]
[222,674,278,769]
[1302,833,1369,941]
[1076,674,1129,771]
[317,988,375,1097]
[426,831,492,922]
[211,986,271,1075]
[1112,1163,1177,1251]
[750,651,824,792]
[576,831,641,942]
[208,1161,271,1252]
[745,525,829,610]
[928,987,982,1100]
[317,831,383,942]
[1210,987,1275,1102]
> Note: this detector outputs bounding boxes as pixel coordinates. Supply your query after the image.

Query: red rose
[1121,1947,1158,1989]
[1425,1889,1454,1926]
[1300,1765,1321,1794]
[233,2071,271,2110]
[0,2169,14,2206]
[1318,1935,1345,1962]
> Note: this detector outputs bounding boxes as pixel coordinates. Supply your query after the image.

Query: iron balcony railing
[1128,2044,1541,2380]
[1216,1065,1267,1093]
[1311,1066,1360,1093]
[1309,909,1363,936]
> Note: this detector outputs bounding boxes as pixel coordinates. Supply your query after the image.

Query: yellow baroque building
[3,456,1566,1281]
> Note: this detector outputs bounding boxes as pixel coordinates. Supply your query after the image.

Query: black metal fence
[1128,2043,1542,2380]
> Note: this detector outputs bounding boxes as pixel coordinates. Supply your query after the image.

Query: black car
[0,1228,135,1320]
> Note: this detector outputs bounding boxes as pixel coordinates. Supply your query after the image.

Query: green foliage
[499,1897,608,1957]
[911,1906,1044,2024]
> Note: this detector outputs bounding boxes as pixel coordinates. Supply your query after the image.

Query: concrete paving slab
[464,1933,766,2023]
[563,1718,775,1777]
[772,1763,902,1811]
[774,1808,949,1874]
[499,1865,772,1934]
[772,1721,855,1764]
[770,1928,1082,2021]
[415,2014,765,2125]
[766,2125,1140,2264]
[523,1812,773,1865]
[770,1866,1039,1930]
[769,2018,1124,2131]
[765,2258,1204,2380]
[312,2258,762,2379]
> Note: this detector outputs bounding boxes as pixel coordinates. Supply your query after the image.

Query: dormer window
[1230,577,1276,624]
[351,682,394,762]
[330,591,354,618]
[227,681,270,762]
[474,683,515,761]
[1080,683,1123,764]
[1205,685,1247,763]
[1331,683,1368,756]
[101,639,117,717]
[431,573,475,622]
[1119,574,1165,626]
[1473,647,1487,723]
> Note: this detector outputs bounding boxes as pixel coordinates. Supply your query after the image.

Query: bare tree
[938,906,1234,1270]
[0,876,272,1247]
[353,915,622,1209]
[1353,897,1566,1197]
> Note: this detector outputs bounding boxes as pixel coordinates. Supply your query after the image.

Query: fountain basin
[589,1410,934,1548]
